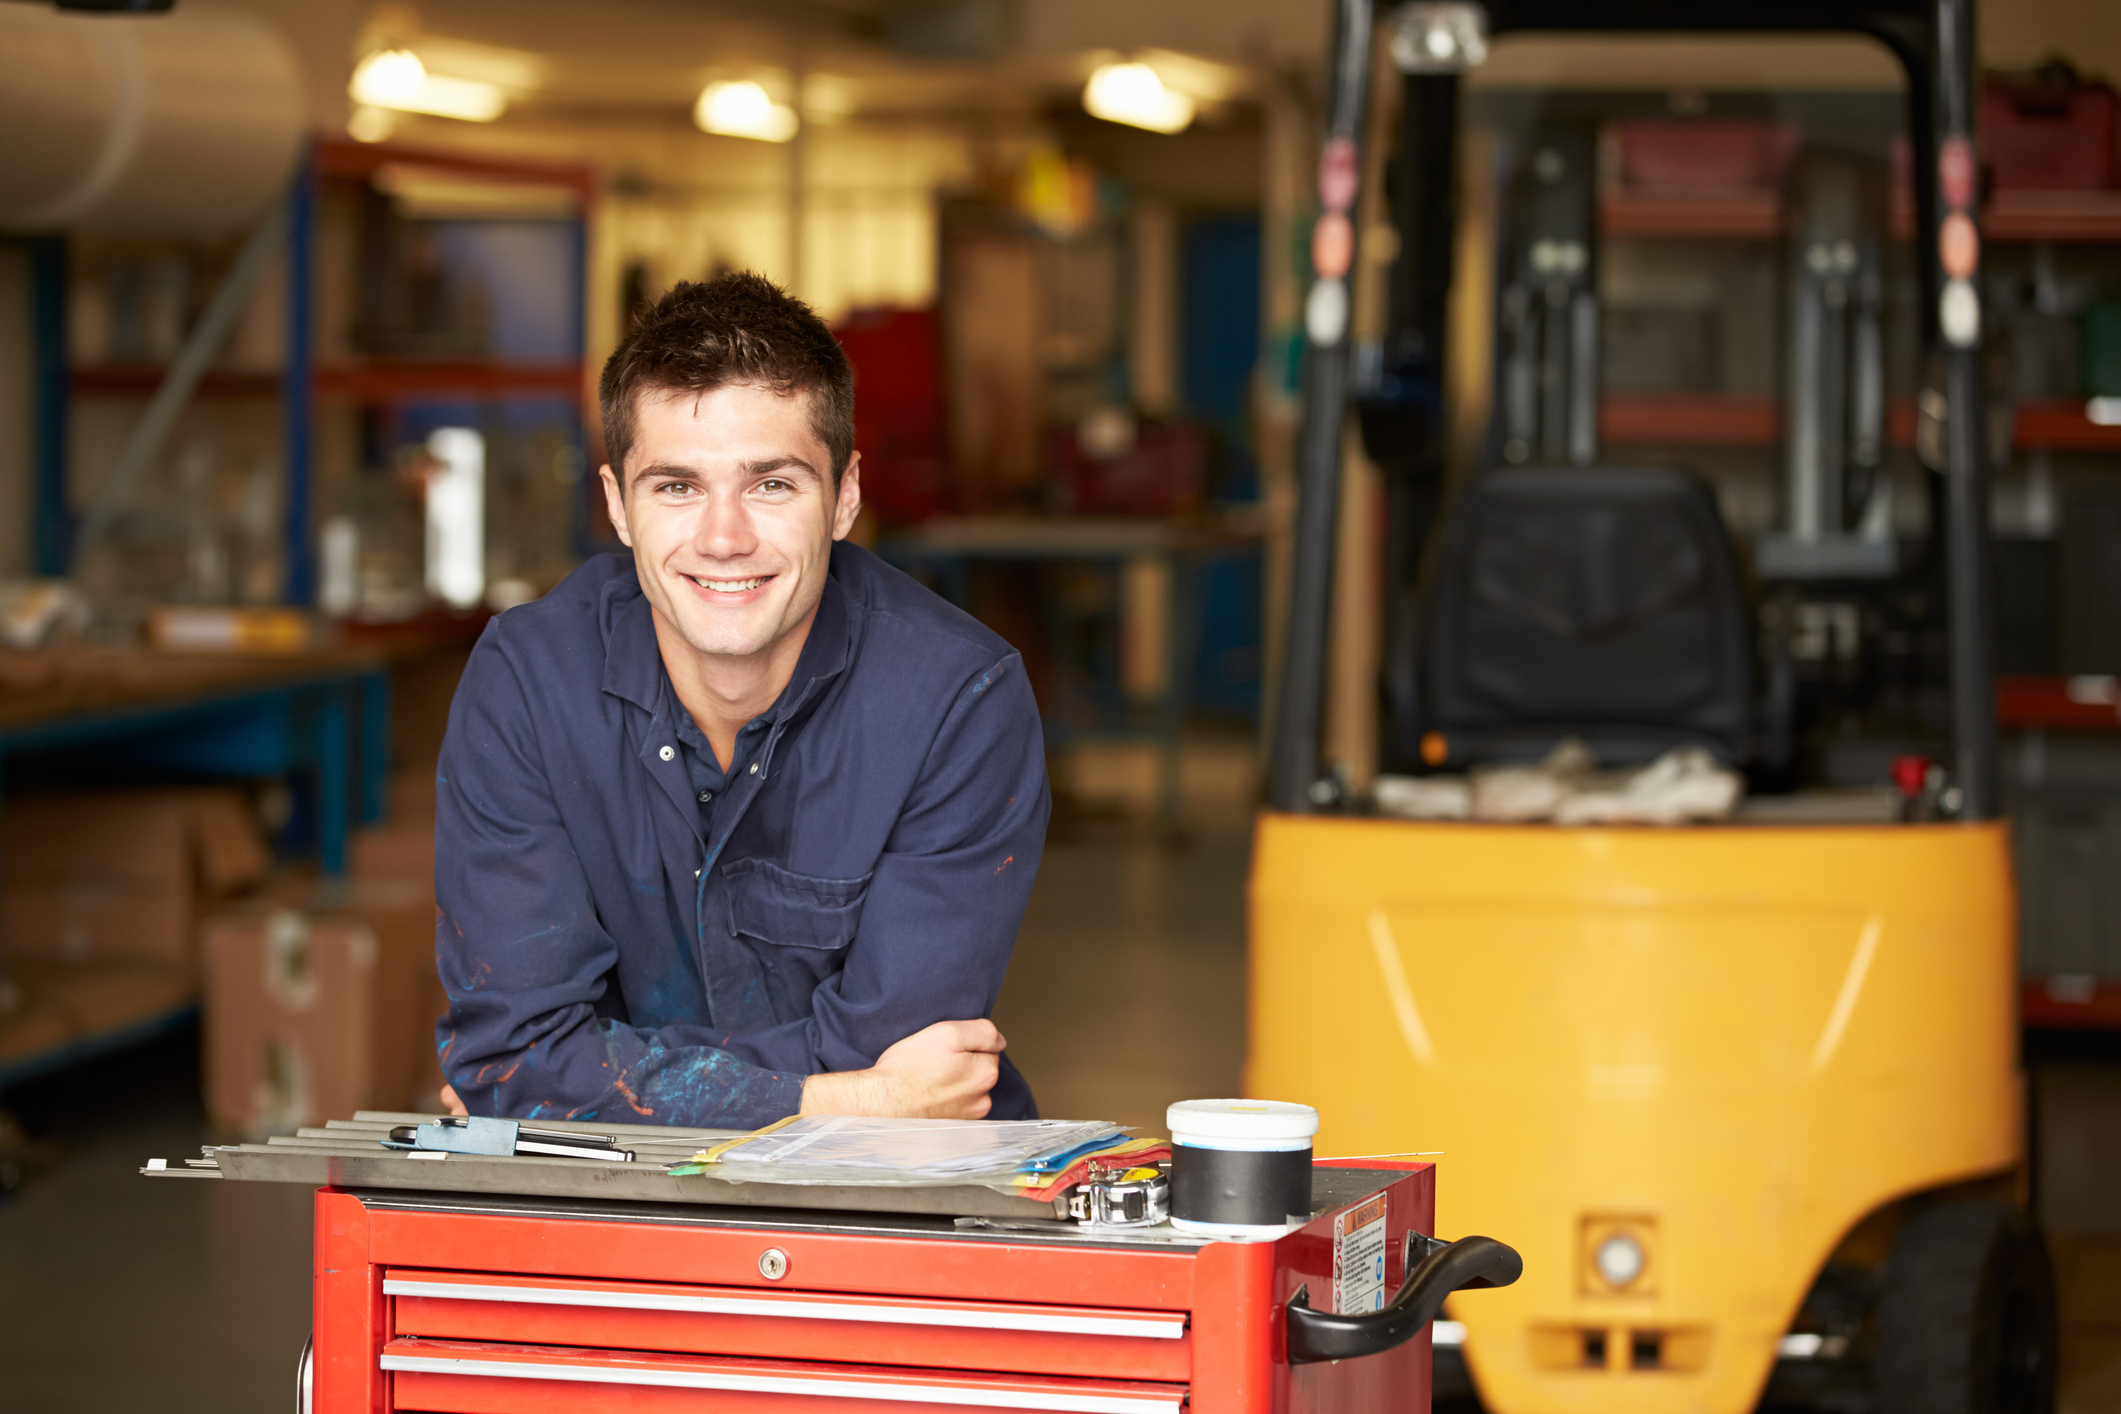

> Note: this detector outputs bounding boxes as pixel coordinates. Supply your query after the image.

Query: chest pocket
[723,858,872,952]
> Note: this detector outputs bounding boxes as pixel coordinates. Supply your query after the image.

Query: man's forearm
[796,1019,1003,1120]
[798,1069,887,1114]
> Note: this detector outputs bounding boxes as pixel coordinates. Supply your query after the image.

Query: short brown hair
[598,272,854,484]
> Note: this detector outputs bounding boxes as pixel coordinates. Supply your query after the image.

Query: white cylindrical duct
[0,5,305,239]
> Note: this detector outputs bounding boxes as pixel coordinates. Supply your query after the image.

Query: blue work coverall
[433,542,1050,1128]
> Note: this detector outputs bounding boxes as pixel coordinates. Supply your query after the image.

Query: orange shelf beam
[1600,393,1781,444]
[1601,190,1782,239]
[72,365,281,397]
[1609,185,2121,243]
[313,361,587,402]
[314,137,597,201]
[74,361,589,403]
[1996,674,2121,731]
[1603,393,2121,452]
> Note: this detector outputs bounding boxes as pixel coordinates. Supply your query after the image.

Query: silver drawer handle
[383,1278,1185,1340]
[379,1351,1184,1414]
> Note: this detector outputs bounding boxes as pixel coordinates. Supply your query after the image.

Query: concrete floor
[2,751,2117,1412]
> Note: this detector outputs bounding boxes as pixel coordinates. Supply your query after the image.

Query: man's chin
[672,617,778,663]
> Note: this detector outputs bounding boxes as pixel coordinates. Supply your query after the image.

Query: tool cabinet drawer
[386,1268,1192,1382]
[381,1337,1190,1414]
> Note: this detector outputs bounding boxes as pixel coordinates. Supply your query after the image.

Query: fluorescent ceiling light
[695,81,800,143]
[350,48,508,123]
[1084,62,1194,134]
[352,49,426,106]
[1389,3,1490,74]
[410,36,545,92]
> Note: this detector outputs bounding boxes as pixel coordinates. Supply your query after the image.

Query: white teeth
[690,575,764,593]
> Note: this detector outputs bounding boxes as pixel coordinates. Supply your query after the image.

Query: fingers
[439,1084,468,1117]
[952,1019,1006,1053]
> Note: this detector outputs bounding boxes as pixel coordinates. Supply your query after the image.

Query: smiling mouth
[685,574,772,595]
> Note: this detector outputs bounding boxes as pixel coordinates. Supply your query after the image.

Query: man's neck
[652,605,818,770]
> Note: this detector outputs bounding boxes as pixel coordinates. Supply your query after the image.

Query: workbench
[0,645,391,1089]
[0,645,391,873]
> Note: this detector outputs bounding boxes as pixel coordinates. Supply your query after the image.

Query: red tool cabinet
[311,1161,1438,1413]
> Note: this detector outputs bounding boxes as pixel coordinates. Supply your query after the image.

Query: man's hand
[799,1019,1006,1119]
[439,1084,469,1117]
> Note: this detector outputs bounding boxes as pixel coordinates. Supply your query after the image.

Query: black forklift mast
[1265,0,2000,820]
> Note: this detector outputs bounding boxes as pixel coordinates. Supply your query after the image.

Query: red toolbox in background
[309,1160,1502,1413]
[1984,74,2120,191]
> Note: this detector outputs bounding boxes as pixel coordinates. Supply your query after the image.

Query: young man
[433,272,1048,1127]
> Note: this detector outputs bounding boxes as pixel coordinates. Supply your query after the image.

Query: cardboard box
[212,870,441,1122]
[0,957,197,1071]
[202,907,378,1137]
[349,822,433,882]
[309,877,438,1115]
[2,787,269,967]
[350,769,436,882]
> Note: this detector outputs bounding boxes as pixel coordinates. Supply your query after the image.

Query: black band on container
[1169,1144,1314,1226]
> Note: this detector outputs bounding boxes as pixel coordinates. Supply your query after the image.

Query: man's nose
[693,490,757,559]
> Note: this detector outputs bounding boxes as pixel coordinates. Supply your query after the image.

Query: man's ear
[830,452,864,542]
[598,464,634,548]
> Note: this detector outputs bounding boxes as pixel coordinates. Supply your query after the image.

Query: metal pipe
[1266,0,1375,813]
[281,144,315,605]
[1934,0,1998,819]
[1567,289,1598,466]
[30,236,69,576]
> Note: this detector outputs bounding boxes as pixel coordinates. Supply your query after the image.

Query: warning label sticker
[1333,1193,1390,1314]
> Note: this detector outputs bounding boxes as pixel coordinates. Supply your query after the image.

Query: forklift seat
[1388,465,1752,770]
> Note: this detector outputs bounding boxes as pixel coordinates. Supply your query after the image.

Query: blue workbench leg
[317,685,351,876]
[359,671,391,824]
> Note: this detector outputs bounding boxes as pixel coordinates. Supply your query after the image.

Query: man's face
[600,383,861,671]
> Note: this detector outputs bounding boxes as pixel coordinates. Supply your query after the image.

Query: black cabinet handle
[1286,1234,1522,1365]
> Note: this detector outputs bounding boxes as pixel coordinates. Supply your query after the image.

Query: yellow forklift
[1247,3,2055,1412]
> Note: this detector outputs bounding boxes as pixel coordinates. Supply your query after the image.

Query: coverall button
[659,745,675,761]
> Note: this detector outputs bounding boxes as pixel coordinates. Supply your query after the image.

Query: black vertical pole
[1934,0,1999,820]
[1267,0,1376,814]
[1379,73,1460,626]
[30,236,70,578]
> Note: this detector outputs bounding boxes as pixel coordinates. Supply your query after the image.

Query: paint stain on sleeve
[995,855,1014,875]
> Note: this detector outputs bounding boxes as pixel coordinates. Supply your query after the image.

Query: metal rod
[72,195,289,569]
[1944,350,1996,816]
[282,143,316,605]
[1934,0,1999,819]
[1266,0,1375,814]
[30,236,70,576]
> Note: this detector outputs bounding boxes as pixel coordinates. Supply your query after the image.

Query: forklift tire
[1873,1200,2057,1414]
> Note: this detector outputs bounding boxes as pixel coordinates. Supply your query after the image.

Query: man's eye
[757,478,792,494]
[658,481,696,496]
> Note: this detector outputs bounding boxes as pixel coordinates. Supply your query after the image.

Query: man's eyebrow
[628,461,704,487]
[740,456,821,480]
